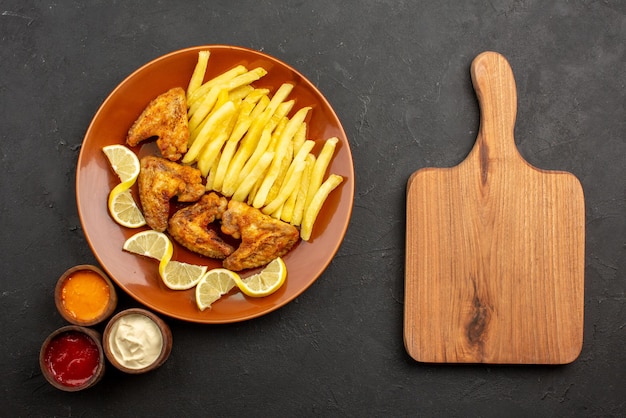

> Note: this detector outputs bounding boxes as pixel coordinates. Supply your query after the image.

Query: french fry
[275,100,295,118]
[234,86,293,154]
[228,67,267,88]
[232,151,274,202]
[190,88,231,142]
[265,139,314,213]
[188,67,267,131]
[211,101,257,191]
[188,64,247,109]
[249,94,270,120]
[247,172,263,205]
[280,184,298,223]
[300,174,343,241]
[228,85,254,102]
[214,95,269,194]
[265,117,287,153]
[214,88,230,110]
[188,85,223,135]
[241,99,292,160]
[221,94,292,196]
[305,137,338,210]
[233,123,274,190]
[270,140,315,222]
[262,159,306,215]
[226,90,269,144]
[271,204,283,220]
[282,140,315,191]
[252,107,311,208]
[221,119,268,196]
[293,122,307,154]
[291,153,315,226]
[260,100,294,143]
[229,83,292,167]
[204,150,221,191]
[182,101,236,164]
[235,104,294,192]
[187,51,210,100]
[212,117,254,193]
[243,88,270,106]
[197,128,227,177]
[213,141,240,194]
[265,140,293,204]
[245,117,287,204]
[196,108,237,177]
[264,83,294,116]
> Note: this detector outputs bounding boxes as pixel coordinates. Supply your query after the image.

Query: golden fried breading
[138,156,204,232]
[126,87,189,161]
[168,193,235,259]
[221,200,299,271]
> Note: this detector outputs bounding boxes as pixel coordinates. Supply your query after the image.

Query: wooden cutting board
[404,51,585,364]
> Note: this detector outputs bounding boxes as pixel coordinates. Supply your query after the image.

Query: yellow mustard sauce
[61,270,110,322]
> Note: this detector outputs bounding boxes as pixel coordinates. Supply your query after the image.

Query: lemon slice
[160,260,207,290]
[108,188,146,228]
[123,230,174,265]
[232,257,287,297]
[103,144,144,228]
[102,144,141,184]
[195,268,240,310]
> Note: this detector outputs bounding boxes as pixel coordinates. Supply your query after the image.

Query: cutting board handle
[470,51,520,164]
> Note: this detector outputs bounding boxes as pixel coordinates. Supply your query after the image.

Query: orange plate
[76,45,354,323]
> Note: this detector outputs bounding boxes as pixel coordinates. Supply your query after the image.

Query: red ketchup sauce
[43,331,100,387]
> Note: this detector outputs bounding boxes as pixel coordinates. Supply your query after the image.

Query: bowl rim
[54,264,118,326]
[102,308,173,374]
[39,325,105,392]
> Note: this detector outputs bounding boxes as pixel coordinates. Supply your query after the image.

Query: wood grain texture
[404,51,585,364]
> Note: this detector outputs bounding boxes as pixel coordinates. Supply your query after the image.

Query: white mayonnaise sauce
[108,313,163,370]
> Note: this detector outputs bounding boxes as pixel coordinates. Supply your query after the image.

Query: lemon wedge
[195,268,240,310]
[108,188,146,228]
[232,257,287,297]
[160,260,207,290]
[103,145,144,228]
[102,144,141,184]
[123,230,174,263]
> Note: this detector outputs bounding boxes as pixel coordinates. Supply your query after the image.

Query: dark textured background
[1,1,624,416]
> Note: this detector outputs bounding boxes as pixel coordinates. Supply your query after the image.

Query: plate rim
[76,45,354,324]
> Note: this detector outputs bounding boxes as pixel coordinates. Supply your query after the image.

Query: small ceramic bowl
[103,308,172,374]
[40,325,105,392]
[55,264,117,326]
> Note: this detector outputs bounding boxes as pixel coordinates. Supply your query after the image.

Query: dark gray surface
[1,1,624,416]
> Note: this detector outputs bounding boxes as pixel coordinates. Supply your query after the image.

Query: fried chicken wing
[138,155,205,232]
[168,193,235,259]
[126,87,189,161]
[221,200,299,271]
